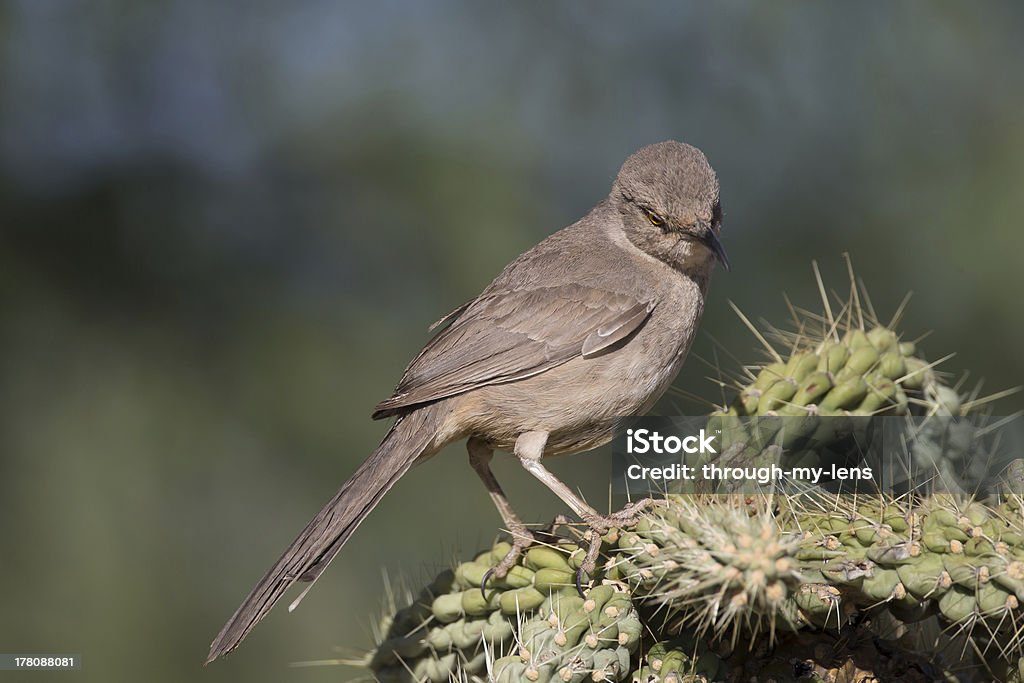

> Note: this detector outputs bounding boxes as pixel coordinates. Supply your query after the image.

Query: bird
[207,140,729,663]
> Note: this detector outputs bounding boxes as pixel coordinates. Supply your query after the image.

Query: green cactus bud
[462,587,499,616]
[838,345,880,379]
[937,586,976,623]
[844,329,873,349]
[793,583,841,626]
[858,374,897,413]
[867,326,898,351]
[581,585,616,614]
[432,593,465,623]
[976,582,1015,615]
[792,371,833,406]
[733,389,761,415]
[933,384,962,415]
[757,378,797,414]
[484,609,516,639]
[455,561,496,589]
[943,555,988,590]
[494,656,527,683]
[819,376,868,410]
[817,342,851,374]
[876,352,906,380]
[615,614,642,651]
[525,547,574,573]
[859,566,903,602]
[449,619,486,650]
[901,356,931,390]
[752,362,788,390]
[785,351,820,383]
[533,568,576,592]
[499,587,547,615]
[991,560,1024,600]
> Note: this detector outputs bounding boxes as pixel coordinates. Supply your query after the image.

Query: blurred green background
[1,2,1023,682]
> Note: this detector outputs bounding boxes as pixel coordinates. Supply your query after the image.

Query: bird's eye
[643,208,664,227]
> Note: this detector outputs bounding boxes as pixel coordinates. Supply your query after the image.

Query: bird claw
[481,526,539,597]
[480,568,496,600]
[484,501,664,598]
[573,498,665,597]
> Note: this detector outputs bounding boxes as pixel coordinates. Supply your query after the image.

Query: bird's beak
[702,229,731,271]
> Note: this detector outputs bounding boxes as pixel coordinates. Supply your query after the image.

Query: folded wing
[373,284,653,418]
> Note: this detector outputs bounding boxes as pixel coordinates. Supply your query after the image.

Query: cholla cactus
[718,326,930,419]
[368,541,641,683]
[696,259,1019,504]
[605,495,804,645]
[617,491,1024,659]
[369,489,1024,682]
[714,260,962,421]
[489,586,640,683]
[633,625,957,682]
[362,261,1019,682]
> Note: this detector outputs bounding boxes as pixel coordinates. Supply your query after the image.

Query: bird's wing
[372,284,653,417]
[428,299,475,332]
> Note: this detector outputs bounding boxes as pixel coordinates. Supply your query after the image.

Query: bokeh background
[1,2,1023,682]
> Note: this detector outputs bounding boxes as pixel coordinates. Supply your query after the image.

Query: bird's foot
[481,523,539,597]
[481,515,587,597]
[575,498,667,594]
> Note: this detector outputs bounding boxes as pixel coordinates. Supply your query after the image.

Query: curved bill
[702,230,731,271]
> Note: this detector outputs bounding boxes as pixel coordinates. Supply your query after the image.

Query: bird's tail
[206,405,445,663]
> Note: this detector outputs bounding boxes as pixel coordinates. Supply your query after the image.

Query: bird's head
[611,141,729,274]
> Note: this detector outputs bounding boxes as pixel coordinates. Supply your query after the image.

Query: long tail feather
[206,407,442,663]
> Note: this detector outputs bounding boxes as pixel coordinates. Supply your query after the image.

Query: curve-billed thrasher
[207,140,728,662]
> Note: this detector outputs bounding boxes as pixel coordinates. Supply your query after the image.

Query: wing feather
[372,284,653,418]
[581,301,653,357]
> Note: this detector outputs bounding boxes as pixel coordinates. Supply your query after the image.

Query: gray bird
[207,140,728,662]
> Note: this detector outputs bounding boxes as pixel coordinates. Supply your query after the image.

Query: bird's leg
[515,431,602,517]
[467,437,537,582]
[514,431,666,589]
[514,431,608,591]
